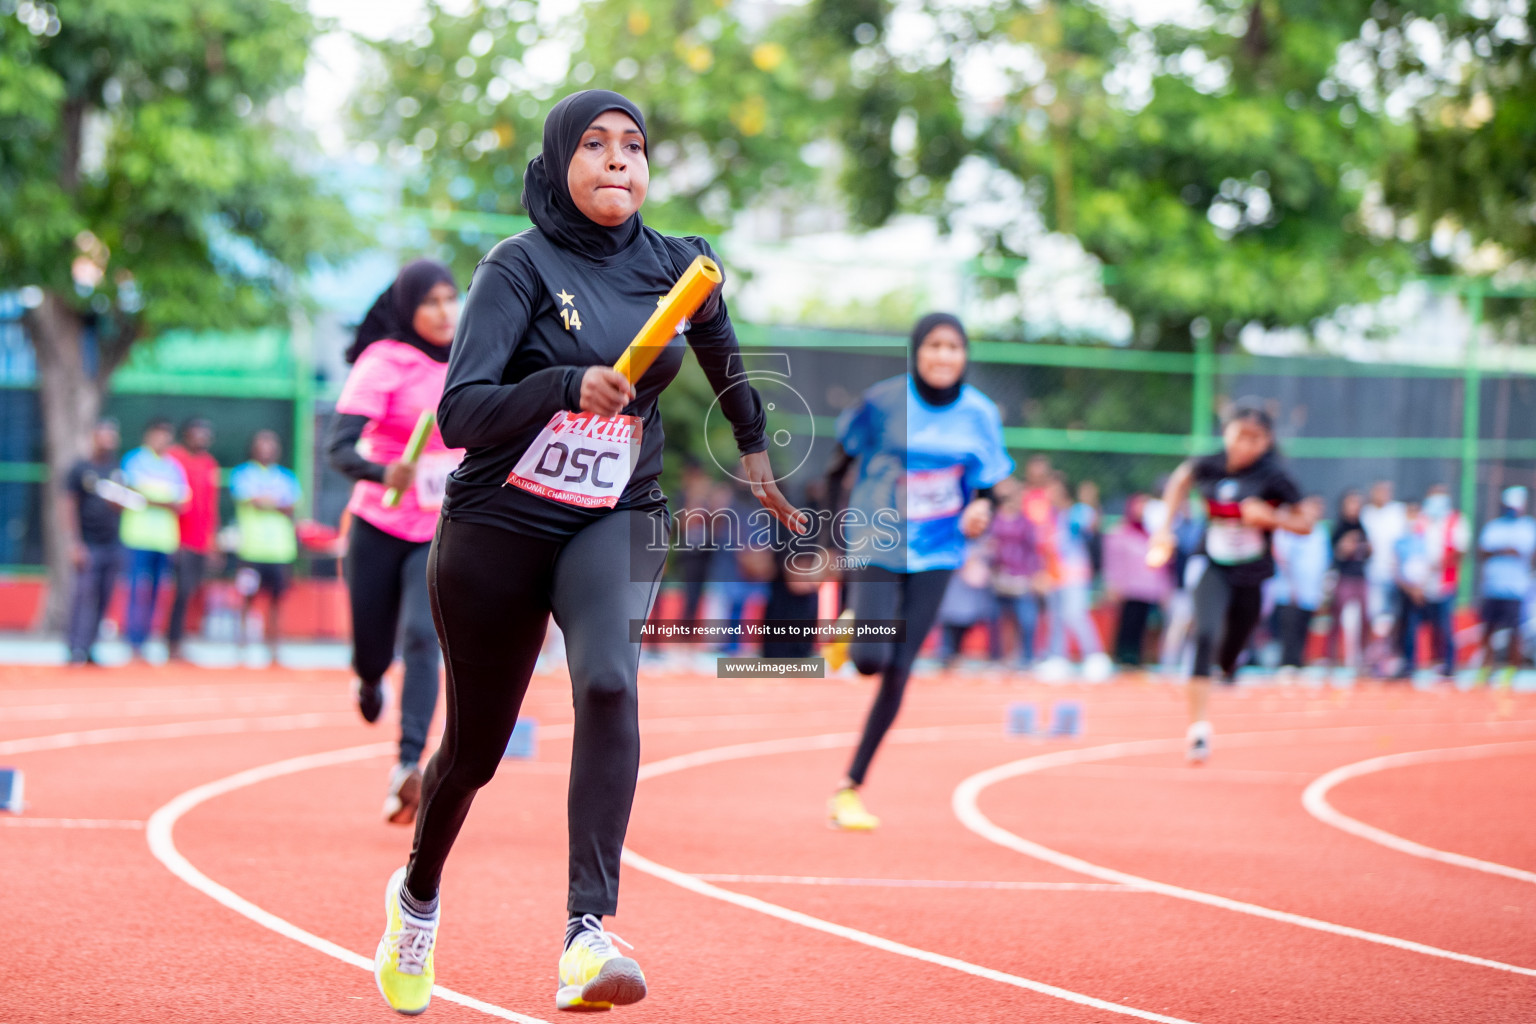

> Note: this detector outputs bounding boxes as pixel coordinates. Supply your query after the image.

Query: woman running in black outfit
[1148,399,1313,762]
[371,90,801,1016]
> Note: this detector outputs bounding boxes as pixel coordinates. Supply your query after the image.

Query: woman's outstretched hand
[740,450,808,535]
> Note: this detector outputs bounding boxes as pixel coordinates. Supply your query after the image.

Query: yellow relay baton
[612,255,723,386]
[383,409,435,508]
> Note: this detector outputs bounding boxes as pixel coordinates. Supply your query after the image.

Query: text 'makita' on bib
[504,411,643,509]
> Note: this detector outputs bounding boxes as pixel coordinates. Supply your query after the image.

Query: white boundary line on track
[120,711,1536,1021]
[0,712,359,756]
[1301,740,1536,885]
[0,816,144,829]
[689,874,1146,892]
[141,721,1200,1024]
[952,735,1536,978]
[1,695,309,722]
[144,742,557,1024]
[624,728,1203,1024]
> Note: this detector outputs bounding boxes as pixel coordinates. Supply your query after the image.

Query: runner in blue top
[823,312,1013,830]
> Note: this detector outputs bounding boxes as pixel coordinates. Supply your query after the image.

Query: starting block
[503,719,538,760]
[1049,701,1083,738]
[1005,703,1038,737]
[0,767,23,813]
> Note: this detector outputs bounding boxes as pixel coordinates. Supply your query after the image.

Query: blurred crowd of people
[671,452,1536,681]
[61,420,1536,684]
[61,415,303,666]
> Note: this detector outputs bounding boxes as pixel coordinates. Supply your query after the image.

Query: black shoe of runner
[354,678,386,724]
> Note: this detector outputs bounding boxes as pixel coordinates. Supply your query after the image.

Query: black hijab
[346,259,457,364]
[521,90,648,261]
[910,312,968,407]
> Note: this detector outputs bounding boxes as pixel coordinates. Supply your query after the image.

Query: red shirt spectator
[168,443,221,554]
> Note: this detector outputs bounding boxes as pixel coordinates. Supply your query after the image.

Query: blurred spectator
[1361,480,1406,671]
[1075,479,1103,579]
[1478,486,1536,675]
[758,479,829,659]
[61,418,127,665]
[989,477,1044,667]
[229,430,300,665]
[674,460,716,628]
[1103,493,1172,667]
[1410,483,1470,677]
[1328,489,1371,670]
[937,538,998,667]
[709,481,771,654]
[1272,495,1331,669]
[1391,499,1429,679]
[165,418,220,662]
[1019,455,1057,542]
[120,419,189,662]
[1046,475,1103,662]
[1158,495,1208,671]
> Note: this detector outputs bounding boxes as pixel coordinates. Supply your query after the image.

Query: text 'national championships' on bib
[505,410,643,509]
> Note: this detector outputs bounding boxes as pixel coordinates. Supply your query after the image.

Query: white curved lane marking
[145,742,555,1024]
[1302,740,1536,885]
[624,727,1202,1024]
[0,712,358,756]
[953,736,1536,977]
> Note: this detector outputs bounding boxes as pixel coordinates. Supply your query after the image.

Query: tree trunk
[25,292,104,634]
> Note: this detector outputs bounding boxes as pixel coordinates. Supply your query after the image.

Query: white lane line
[1302,740,1536,885]
[0,816,144,829]
[0,712,359,756]
[625,728,1202,1024]
[952,737,1536,978]
[690,874,1145,892]
[2,695,307,722]
[145,743,555,1024]
[1055,764,1316,784]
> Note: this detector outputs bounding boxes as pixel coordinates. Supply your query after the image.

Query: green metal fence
[1,271,1533,604]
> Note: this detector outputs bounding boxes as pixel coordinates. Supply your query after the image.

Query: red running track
[4,663,1534,1023]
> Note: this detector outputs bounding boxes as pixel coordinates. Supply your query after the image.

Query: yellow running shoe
[824,609,856,671]
[556,915,647,1012]
[374,866,437,1015]
[827,786,880,831]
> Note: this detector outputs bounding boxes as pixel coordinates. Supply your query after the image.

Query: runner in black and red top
[1148,399,1312,762]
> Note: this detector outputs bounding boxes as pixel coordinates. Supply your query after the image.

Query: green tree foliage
[0,0,357,626]
[1371,1,1536,268]
[975,0,1416,351]
[348,0,972,270]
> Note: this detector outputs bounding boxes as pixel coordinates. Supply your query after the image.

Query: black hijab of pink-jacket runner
[346,259,458,364]
[910,312,968,408]
[521,89,649,262]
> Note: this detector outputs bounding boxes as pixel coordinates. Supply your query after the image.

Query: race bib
[505,411,642,509]
[413,451,462,511]
[1205,519,1266,564]
[902,465,964,522]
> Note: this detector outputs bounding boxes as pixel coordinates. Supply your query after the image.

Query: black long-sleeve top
[438,226,767,539]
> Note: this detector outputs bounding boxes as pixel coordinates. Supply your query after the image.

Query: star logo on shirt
[557,289,575,307]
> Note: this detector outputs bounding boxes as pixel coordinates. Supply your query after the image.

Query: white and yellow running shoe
[556,915,647,1012]
[827,786,880,831]
[824,608,856,672]
[1186,720,1212,764]
[375,866,438,1015]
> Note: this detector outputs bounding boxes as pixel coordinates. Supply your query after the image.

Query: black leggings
[845,566,952,786]
[1191,566,1264,680]
[346,517,438,766]
[405,510,667,917]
